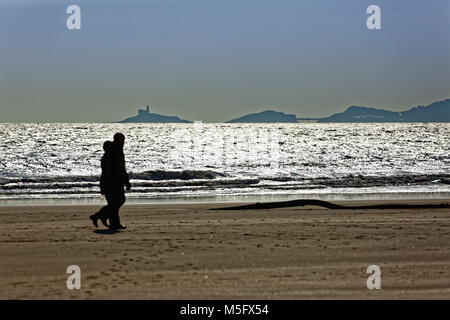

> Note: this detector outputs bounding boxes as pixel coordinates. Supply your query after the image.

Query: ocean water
[0,123,449,204]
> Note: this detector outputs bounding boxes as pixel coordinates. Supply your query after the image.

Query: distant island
[318,99,450,123]
[226,110,298,123]
[119,106,191,123]
[118,99,450,123]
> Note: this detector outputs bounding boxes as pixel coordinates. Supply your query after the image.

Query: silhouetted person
[105,132,131,230]
[90,140,113,228]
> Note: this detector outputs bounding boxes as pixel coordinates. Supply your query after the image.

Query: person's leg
[90,202,111,228]
[114,189,125,227]
[107,191,119,228]
[97,204,111,227]
[89,212,99,228]
[109,188,125,229]
[98,191,116,227]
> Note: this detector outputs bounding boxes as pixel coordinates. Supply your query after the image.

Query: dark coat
[106,142,130,189]
[100,152,111,195]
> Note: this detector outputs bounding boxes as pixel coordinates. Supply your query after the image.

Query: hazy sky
[1,0,449,122]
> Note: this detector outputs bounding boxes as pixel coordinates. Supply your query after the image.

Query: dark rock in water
[319,98,450,123]
[119,105,191,123]
[226,110,298,123]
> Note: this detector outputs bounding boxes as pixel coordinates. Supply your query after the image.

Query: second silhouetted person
[104,132,131,230]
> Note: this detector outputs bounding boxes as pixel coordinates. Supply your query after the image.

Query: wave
[0,170,224,185]
[1,171,449,199]
[128,170,225,180]
[299,174,450,188]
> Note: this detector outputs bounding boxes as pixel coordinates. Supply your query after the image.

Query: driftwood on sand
[210,199,450,211]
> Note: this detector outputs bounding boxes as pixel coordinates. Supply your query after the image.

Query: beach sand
[1,199,450,299]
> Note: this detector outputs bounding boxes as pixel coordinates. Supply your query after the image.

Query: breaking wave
[1,170,449,200]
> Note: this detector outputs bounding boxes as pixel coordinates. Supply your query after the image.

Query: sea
[0,122,449,205]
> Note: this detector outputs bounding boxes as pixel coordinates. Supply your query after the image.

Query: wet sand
[1,199,450,299]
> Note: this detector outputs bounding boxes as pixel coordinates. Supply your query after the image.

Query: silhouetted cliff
[226,110,298,123]
[319,99,450,123]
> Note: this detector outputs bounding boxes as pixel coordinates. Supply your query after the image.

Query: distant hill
[226,110,298,123]
[319,99,450,123]
[119,106,191,123]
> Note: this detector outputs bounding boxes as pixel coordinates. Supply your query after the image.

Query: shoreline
[1,199,450,299]
[1,189,450,207]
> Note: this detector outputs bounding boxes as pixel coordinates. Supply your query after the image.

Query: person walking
[105,132,131,230]
[90,133,131,230]
[90,140,113,228]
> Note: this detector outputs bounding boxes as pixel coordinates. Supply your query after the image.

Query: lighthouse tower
[138,105,150,116]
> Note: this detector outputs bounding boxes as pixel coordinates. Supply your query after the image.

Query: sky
[0,0,449,122]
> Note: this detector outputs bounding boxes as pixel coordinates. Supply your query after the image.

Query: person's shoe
[100,217,109,228]
[110,224,126,230]
[89,215,98,228]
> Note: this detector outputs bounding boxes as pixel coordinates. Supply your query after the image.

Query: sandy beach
[1,199,450,299]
